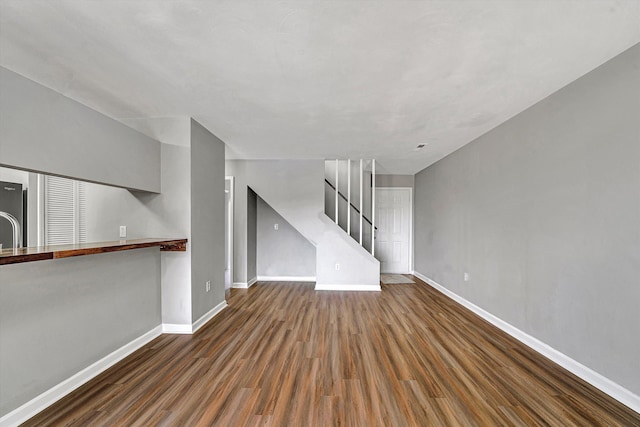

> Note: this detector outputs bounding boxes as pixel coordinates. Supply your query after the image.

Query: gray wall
[247,187,257,282]
[375,174,414,188]
[0,249,161,416]
[190,120,226,322]
[0,70,228,415]
[0,67,160,193]
[84,142,192,325]
[414,44,640,395]
[257,196,316,277]
[84,119,227,325]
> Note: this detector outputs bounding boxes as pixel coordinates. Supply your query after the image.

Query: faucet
[0,211,22,249]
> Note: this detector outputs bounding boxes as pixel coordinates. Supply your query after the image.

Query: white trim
[0,326,163,427]
[1,299,229,426]
[36,173,45,246]
[376,187,413,274]
[225,176,234,292]
[412,271,640,413]
[231,277,257,289]
[371,159,375,256]
[410,189,414,273]
[359,159,363,245]
[314,284,381,292]
[161,323,193,334]
[192,300,228,333]
[163,300,227,335]
[334,159,339,224]
[256,276,316,282]
[380,269,413,274]
[347,159,351,235]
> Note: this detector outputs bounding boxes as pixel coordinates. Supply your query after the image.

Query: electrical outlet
[464,272,470,282]
[335,263,340,271]
[274,223,279,230]
[206,280,211,292]
[119,226,127,238]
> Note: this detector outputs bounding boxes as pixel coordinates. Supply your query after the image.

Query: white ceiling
[1,1,639,174]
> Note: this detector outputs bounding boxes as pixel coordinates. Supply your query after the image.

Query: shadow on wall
[256,195,316,278]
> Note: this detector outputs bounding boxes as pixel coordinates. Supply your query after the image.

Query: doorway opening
[225,176,234,293]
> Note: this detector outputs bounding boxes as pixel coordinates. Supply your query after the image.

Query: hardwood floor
[25,277,639,426]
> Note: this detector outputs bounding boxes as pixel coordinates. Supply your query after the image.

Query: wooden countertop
[0,238,187,265]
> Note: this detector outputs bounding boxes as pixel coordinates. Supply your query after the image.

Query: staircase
[324,159,377,255]
[238,159,380,291]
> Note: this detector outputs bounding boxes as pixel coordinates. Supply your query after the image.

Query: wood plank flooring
[25,277,640,426]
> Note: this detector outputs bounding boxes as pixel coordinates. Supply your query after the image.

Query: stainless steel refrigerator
[0,180,26,249]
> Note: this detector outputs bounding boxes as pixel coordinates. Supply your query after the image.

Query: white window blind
[44,176,87,245]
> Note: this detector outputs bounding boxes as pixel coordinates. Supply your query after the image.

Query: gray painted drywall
[225,159,379,288]
[190,120,226,322]
[0,93,224,412]
[247,188,258,282]
[84,119,228,325]
[84,142,192,325]
[414,44,640,395]
[0,249,161,417]
[375,174,414,188]
[257,196,316,277]
[227,159,322,284]
[0,67,160,193]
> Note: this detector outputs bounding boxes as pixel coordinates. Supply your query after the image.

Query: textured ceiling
[1,1,639,174]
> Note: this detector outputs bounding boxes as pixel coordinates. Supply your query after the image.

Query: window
[43,175,87,245]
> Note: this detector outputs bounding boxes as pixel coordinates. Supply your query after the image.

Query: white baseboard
[162,323,193,334]
[1,300,231,426]
[314,284,381,292]
[192,300,227,333]
[232,277,257,289]
[162,300,227,335]
[0,326,163,427]
[257,276,316,282]
[412,271,640,413]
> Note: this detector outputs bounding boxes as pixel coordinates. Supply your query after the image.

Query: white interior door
[375,188,411,273]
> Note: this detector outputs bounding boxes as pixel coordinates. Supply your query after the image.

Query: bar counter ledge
[0,238,188,265]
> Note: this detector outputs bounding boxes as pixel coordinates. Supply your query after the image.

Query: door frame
[225,176,235,290]
[375,187,413,274]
